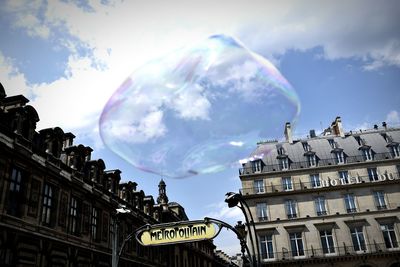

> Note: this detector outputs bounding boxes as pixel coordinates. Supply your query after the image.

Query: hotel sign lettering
[136,220,219,246]
[320,174,398,188]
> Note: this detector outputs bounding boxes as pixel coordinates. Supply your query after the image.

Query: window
[368,168,379,181]
[381,223,398,249]
[374,191,387,210]
[334,151,345,164]
[350,226,366,252]
[338,171,349,184]
[42,183,55,226]
[282,177,293,191]
[279,158,289,170]
[344,194,357,213]
[277,146,285,155]
[256,203,268,221]
[315,197,327,216]
[307,154,317,167]
[252,160,262,173]
[310,174,321,188]
[285,200,297,219]
[390,144,400,158]
[254,179,265,194]
[289,232,304,257]
[260,234,274,259]
[91,207,98,240]
[69,197,80,235]
[328,139,335,148]
[354,136,362,145]
[7,167,25,217]
[302,142,310,152]
[320,230,335,254]
[362,148,373,161]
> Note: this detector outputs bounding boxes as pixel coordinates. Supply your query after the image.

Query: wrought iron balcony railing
[260,241,400,262]
[239,152,400,175]
[240,172,400,195]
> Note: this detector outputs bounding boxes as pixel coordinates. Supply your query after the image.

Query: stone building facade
[239,117,400,267]
[0,83,231,267]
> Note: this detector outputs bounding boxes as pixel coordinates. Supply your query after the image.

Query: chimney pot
[284,122,293,144]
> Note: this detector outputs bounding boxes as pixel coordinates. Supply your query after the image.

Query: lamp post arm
[239,195,261,266]
[204,217,254,267]
[116,231,136,265]
[237,203,257,264]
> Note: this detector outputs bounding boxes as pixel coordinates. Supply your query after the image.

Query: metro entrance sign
[113,217,253,267]
[135,220,220,246]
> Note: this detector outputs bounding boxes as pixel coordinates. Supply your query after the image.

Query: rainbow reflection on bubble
[99,34,301,179]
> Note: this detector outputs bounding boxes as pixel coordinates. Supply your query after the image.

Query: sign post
[114,217,253,267]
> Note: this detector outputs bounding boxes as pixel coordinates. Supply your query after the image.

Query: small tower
[157,179,169,206]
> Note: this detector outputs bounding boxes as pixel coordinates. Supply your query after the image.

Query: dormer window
[334,151,345,164]
[302,142,311,152]
[251,159,263,173]
[390,144,400,158]
[354,136,362,146]
[328,139,335,148]
[361,148,373,161]
[277,146,286,156]
[381,133,388,142]
[307,154,317,167]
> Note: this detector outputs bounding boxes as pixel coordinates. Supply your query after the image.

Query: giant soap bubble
[99,34,300,178]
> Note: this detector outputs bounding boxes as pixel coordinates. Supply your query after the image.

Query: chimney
[331,116,344,137]
[382,121,387,129]
[284,122,293,144]
[309,129,316,138]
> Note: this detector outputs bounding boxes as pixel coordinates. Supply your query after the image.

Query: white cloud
[229,141,244,147]
[1,0,399,142]
[29,55,124,130]
[386,110,400,125]
[0,52,30,97]
[15,13,50,39]
[7,0,400,71]
[205,201,244,221]
[4,0,50,39]
[172,84,211,120]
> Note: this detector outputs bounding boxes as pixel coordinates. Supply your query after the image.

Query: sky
[1,0,400,256]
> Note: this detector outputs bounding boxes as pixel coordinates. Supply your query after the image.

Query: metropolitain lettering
[149,225,207,241]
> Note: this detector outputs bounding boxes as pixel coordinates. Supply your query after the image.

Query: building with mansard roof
[0,83,233,267]
[239,117,400,267]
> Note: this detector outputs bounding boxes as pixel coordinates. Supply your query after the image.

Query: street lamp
[225,192,261,266]
[112,206,131,267]
[204,217,254,267]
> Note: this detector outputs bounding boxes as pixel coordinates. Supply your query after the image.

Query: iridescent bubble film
[99,35,300,178]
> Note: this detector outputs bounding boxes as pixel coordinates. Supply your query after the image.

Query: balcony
[240,172,400,195]
[260,241,400,263]
[239,152,398,175]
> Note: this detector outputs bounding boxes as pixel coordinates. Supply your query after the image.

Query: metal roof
[247,127,400,167]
